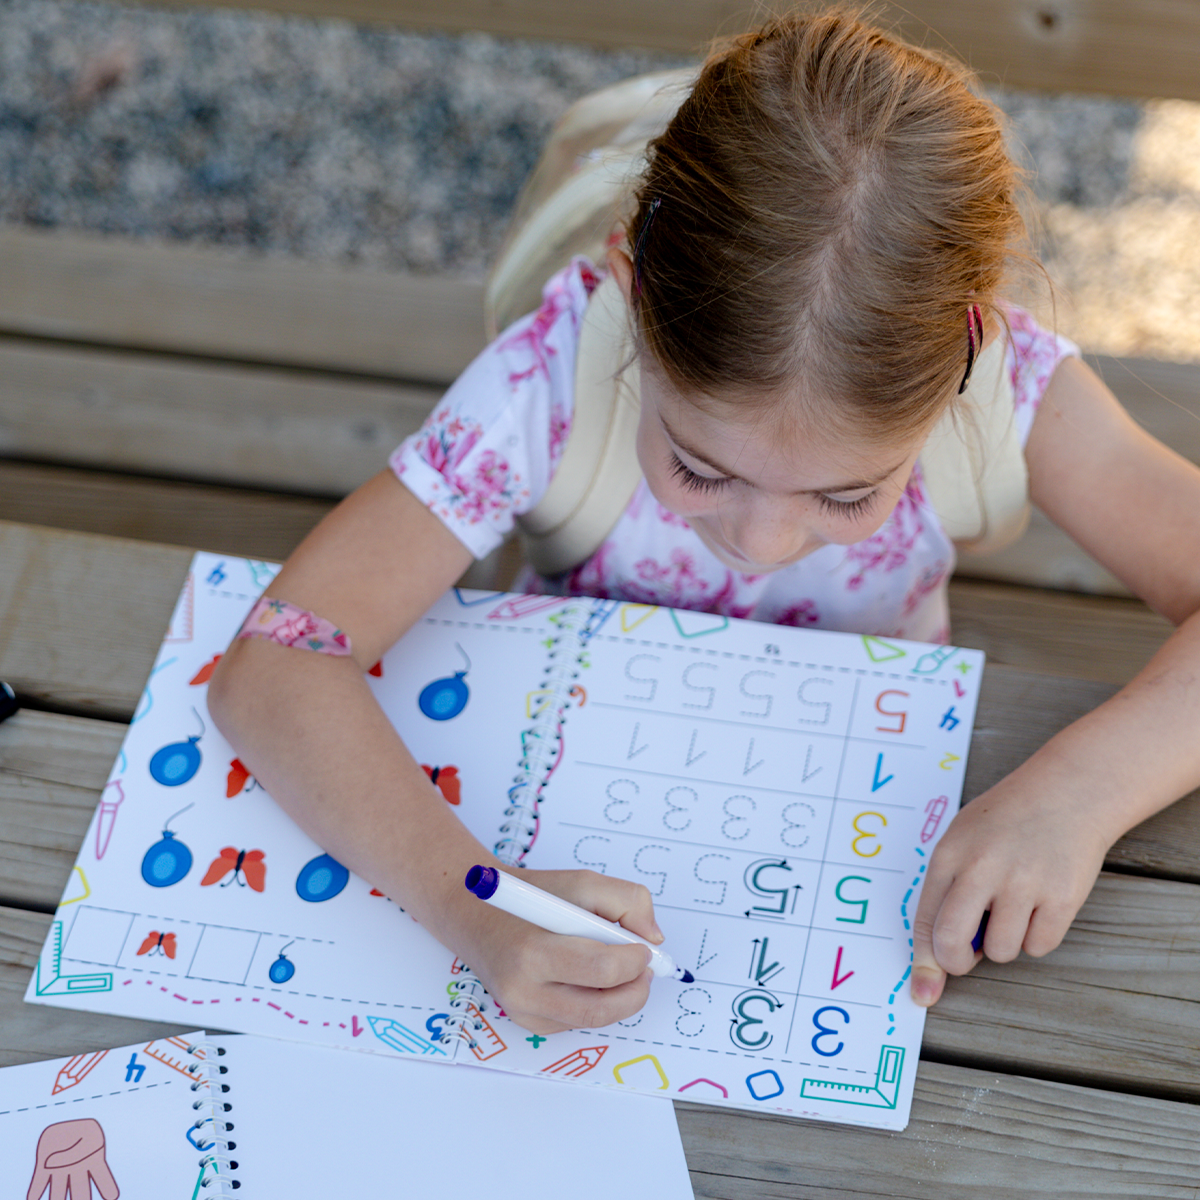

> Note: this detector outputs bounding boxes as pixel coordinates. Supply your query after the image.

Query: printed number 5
[851,811,887,858]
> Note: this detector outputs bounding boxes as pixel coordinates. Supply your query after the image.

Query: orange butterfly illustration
[422,764,461,805]
[137,930,177,958]
[201,847,267,891]
[226,758,257,798]
[189,654,223,686]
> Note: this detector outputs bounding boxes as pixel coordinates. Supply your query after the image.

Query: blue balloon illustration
[295,854,350,903]
[149,708,206,786]
[149,736,202,786]
[269,943,296,984]
[141,806,195,888]
[418,643,471,721]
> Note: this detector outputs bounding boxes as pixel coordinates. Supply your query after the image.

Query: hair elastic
[958,304,985,394]
[632,197,662,294]
[237,596,352,656]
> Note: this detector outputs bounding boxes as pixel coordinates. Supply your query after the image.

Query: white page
[212,1033,693,1198]
[27,553,983,1130]
[0,1033,218,1198]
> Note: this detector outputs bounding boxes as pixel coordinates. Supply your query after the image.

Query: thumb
[910,873,949,1008]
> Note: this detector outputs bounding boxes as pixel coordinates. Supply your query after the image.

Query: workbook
[2,1031,692,1197]
[28,551,983,1130]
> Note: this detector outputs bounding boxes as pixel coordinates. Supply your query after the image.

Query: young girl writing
[209,9,1200,1033]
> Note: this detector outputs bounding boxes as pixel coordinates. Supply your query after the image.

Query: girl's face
[636,358,928,575]
[609,246,929,575]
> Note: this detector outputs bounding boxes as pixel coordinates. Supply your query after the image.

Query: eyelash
[669,453,730,494]
[669,452,878,518]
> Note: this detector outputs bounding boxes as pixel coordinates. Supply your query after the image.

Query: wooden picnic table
[3,518,1199,1197]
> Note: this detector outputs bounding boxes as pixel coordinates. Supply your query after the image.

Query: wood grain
[0,461,334,563]
[0,334,440,494]
[0,225,484,383]
[113,0,1200,102]
[3,901,1199,1195]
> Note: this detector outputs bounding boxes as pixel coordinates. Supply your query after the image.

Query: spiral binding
[440,597,612,1050]
[185,1039,240,1194]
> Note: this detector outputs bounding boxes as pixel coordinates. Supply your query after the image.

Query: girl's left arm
[912,355,1200,1004]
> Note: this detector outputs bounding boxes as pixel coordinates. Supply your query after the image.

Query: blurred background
[3,0,1200,359]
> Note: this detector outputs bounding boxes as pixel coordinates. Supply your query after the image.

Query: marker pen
[465,865,694,983]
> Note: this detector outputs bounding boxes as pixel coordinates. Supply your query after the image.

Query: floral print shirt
[390,260,1078,643]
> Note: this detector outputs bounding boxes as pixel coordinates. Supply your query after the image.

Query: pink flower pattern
[391,260,1078,642]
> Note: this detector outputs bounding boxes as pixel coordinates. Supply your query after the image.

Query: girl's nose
[723,502,812,569]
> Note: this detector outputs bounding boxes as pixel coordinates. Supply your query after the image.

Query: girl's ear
[606,246,635,307]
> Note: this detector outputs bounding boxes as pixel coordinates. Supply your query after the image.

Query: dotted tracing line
[1,1080,175,1116]
[887,846,927,1036]
[579,1030,870,1075]
[68,905,334,946]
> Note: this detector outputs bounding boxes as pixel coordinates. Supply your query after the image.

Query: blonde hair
[628,8,1029,440]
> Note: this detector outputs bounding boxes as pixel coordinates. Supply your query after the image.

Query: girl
[209,9,1200,1032]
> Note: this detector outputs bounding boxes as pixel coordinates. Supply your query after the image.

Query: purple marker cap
[465,864,500,900]
[971,911,990,954]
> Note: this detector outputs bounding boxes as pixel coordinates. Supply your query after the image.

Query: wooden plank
[0,225,484,384]
[3,904,1200,1195]
[119,0,1200,102]
[0,523,192,719]
[948,577,1172,687]
[681,1061,1200,1198]
[0,461,334,563]
[0,905,191,1067]
[0,335,440,495]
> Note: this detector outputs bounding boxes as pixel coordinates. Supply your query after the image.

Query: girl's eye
[669,453,730,494]
[817,492,877,519]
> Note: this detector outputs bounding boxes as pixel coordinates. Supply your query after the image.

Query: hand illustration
[27,1118,120,1200]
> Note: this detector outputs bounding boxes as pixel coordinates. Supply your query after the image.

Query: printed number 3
[811,1005,849,1056]
[851,811,887,858]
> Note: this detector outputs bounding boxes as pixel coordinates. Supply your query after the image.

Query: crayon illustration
[295,853,349,902]
[201,847,266,891]
[417,644,471,720]
[140,804,195,888]
[148,708,206,787]
[94,780,124,861]
[27,1119,119,1200]
[50,1051,108,1095]
[421,764,461,805]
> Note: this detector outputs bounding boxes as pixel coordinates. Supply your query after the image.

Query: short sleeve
[389,259,600,558]
[1005,307,1081,447]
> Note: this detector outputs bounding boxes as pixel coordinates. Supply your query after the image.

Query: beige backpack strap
[920,335,1030,554]
[485,68,695,339]
[515,274,642,576]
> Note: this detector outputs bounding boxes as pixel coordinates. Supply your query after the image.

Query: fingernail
[911,968,941,1007]
[650,922,665,943]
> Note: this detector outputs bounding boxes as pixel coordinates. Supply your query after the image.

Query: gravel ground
[1,0,1199,360]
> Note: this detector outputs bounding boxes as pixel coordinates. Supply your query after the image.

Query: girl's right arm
[207,468,661,1034]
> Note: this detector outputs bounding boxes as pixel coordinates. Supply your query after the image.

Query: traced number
[739,670,775,719]
[663,785,697,832]
[574,836,611,875]
[676,987,711,1038]
[797,677,833,726]
[634,844,670,896]
[834,875,871,924]
[625,654,661,703]
[721,794,756,841]
[694,853,731,906]
[851,811,887,858]
[811,1005,850,1056]
[874,689,910,734]
[731,990,780,1050]
[781,801,815,849]
[682,661,718,710]
[603,778,639,825]
[744,859,796,916]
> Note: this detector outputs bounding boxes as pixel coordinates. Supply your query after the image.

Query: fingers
[910,855,989,1007]
[531,870,663,944]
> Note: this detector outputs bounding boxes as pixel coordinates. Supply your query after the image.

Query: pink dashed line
[267,1002,281,1011]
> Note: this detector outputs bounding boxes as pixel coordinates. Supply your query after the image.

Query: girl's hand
[466,869,662,1034]
[910,765,1112,1006]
